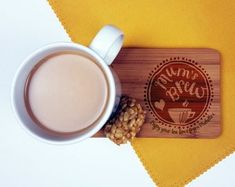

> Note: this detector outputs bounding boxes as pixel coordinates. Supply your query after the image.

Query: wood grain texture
[94,48,221,138]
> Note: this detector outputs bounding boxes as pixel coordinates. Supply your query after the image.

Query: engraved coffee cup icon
[168,108,195,125]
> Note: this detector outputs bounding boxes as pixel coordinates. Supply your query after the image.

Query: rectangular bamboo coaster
[94,48,221,138]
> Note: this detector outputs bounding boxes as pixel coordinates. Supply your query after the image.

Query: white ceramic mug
[11,25,124,144]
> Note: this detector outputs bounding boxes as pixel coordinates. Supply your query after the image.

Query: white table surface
[0,1,234,186]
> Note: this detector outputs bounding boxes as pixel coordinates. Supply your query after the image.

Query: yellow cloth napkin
[48,0,235,186]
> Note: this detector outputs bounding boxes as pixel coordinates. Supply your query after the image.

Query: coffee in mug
[12,25,124,143]
[24,51,108,135]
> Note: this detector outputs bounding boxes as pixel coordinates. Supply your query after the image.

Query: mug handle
[89,25,124,65]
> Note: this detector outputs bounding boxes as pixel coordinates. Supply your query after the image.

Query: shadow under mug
[11,25,124,144]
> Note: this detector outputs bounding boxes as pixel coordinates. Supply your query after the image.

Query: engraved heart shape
[154,99,165,111]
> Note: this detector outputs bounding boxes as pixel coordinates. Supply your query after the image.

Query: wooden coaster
[94,48,221,138]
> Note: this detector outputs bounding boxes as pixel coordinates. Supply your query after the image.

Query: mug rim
[11,42,116,144]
